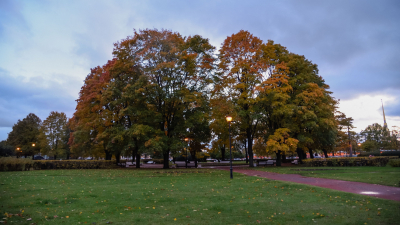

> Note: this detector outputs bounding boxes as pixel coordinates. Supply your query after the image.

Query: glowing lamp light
[226,116,233,123]
[32,143,35,147]
[16,148,20,151]
[358,143,361,146]
[184,138,189,142]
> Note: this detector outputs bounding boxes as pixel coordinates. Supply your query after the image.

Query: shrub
[388,159,400,167]
[381,151,400,157]
[358,151,381,157]
[358,151,400,157]
[0,158,117,171]
[0,157,34,171]
[32,160,116,170]
[303,156,397,167]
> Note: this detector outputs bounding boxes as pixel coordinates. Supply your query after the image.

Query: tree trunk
[247,128,254,167]
[322,149,329,158]
[296,148,304,163]
[192,151,198,168]
[115,152,121,164]
[54,155,57,160]
[245,141,248,164]
[308,149,314,159]
[163,151,169,169]
[221,145,225,161]
[131,148,136,163]
[276,150,282,166]
[136,152,141,168]
[132,146,141,168]
[282,152,286,162]
[104,148,112,160]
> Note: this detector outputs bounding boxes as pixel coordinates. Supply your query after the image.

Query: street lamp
[184,138,189,169]
[226,116,233,179]
[348,126,353,157]
[32,143,35,147]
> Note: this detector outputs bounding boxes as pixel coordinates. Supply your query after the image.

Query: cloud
[0,68,79,133]
[337,93,400,132]
[0,0,399,140]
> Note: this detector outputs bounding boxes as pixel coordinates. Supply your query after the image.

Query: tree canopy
[7,113,41,157]
[68,28,340,167]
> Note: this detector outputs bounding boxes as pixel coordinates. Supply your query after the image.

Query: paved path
[216,166,400,202]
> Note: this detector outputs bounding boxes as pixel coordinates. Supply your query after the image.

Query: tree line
[2,29,396,165]
[2,112,70,159]
[69,29,338,168]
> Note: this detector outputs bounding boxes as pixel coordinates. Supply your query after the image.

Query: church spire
[382,99,387,129]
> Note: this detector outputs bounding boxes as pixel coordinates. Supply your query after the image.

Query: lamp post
[184,138,189,169]
[348,126,353,157]
[226,116,233,179]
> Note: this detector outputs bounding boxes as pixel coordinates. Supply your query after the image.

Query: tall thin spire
[381,99,387,129]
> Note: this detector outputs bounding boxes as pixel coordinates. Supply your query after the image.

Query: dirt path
[216,166,400,202]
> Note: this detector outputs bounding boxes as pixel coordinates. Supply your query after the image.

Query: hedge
[0,158,118,171]
[302,156,398,167]
[358,151,400,157]
[199,162,248,167]
[388,159,400,167]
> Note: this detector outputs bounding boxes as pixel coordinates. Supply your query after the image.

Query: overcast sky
[1,0,399,141]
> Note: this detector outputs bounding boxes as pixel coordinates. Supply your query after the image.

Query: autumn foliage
[68,29,339,167]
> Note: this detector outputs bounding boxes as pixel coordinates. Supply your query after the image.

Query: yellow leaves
[174,218,177,221]
[218,212,221,214]
[66,216,69,218]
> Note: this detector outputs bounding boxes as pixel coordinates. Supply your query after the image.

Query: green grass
[249,166,400,187]
[0,169,399,224]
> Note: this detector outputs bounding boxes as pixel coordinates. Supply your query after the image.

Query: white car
[147,161,155,164]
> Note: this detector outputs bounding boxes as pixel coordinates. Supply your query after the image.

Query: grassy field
[249,166,400,187]
[1,168,399,225]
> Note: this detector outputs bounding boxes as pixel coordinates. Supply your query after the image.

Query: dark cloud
[0,68,79,130]
[1,0,399,139]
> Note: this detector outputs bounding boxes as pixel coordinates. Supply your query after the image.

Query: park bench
[117,162,126,167]
[291,160,298,165]
[175,161,196,168]
[258,160,275,167]
[127,162,143,167]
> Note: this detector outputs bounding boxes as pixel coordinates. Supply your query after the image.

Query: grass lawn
[249,166,400,187]
[0,169,399,225]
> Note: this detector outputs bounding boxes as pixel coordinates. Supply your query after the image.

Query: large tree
[7,113,41,157]
[215,30,269,167]
[39,111,68,159]
[112,29,215,168]
[361,123,391,151]
[69,60,116,160]
[0,141,14,157]
[272,50,338,162]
